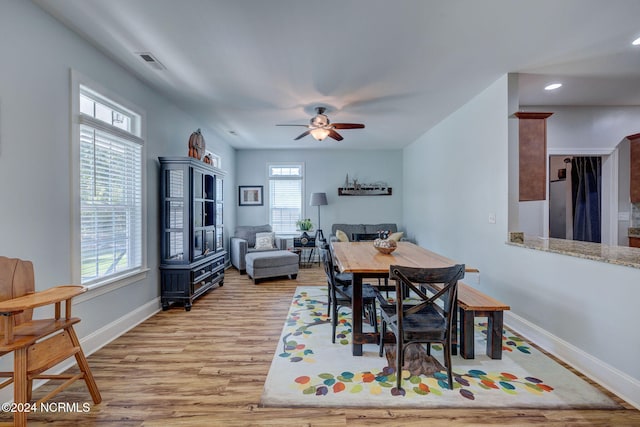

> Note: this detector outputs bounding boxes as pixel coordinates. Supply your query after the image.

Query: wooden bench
[422,279,510,359]
[455,281,510,359]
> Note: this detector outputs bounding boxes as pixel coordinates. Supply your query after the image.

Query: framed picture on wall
[239,185,263,206]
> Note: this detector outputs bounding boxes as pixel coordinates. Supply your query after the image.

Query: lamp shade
[310,128,330,141]
[309,192,328,206]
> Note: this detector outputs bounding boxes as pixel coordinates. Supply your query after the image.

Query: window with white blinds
[76,83,144,285]
[268,164,304,233]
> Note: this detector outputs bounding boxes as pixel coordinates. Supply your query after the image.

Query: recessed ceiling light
[632,37,640,46]
[544,83,562,91]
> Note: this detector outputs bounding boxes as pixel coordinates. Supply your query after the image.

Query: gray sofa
[330,223,399,241]
[230,224,287,273]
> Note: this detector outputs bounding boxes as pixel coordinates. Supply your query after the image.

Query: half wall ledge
[506,236,640,269]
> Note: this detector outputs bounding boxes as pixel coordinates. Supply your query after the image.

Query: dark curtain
[571,157,601,243]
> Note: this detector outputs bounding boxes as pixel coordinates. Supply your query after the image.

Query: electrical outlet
[488,213,496,224]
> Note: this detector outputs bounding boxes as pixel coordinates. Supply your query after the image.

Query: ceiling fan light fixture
[310,128,330,141]
[277,106,363,141]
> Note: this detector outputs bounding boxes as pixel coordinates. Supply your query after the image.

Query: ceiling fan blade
[332,123,365,129]
[294,130,311,140]
[328,130,343,141]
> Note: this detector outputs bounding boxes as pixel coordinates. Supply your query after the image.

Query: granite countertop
[507,236,640,269]
[629,227,640,237]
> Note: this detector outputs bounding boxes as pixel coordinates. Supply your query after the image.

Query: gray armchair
[230,224,287,273]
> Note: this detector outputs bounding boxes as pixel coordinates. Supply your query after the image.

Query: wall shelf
[338,187,392,196]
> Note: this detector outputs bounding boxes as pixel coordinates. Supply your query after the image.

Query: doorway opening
[549,156,602,243]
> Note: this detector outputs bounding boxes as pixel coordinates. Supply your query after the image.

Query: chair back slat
[321,244,345,305]
[320,244,335,286]
[0,256,35,325]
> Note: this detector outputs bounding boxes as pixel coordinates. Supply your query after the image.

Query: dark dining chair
[321,244,380,343]
[323,248,354,316]
[379,263,465,391]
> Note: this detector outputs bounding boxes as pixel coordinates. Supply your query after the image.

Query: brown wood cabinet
[629,133,640,203]
[629,236,640,248]
[515,112,553,201]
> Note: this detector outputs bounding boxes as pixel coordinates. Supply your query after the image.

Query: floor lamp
[309,192,328,242]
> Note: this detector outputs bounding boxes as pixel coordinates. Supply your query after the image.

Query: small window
[268,163,304,233]
[79,86,140,135]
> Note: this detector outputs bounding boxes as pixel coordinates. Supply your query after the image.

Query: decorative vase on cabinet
[159,157,226,311]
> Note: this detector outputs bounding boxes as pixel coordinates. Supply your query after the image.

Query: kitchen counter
[507,236,640,269]
[629,227,640,237]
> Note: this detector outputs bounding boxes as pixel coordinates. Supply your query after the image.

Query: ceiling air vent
[136,52,166,70]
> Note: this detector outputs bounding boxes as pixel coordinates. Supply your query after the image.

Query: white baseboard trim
[505,311,640,410]
[80,297,161,356]
[0,298,161,404]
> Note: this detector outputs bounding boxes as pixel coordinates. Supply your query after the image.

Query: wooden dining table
[332,241,473,356]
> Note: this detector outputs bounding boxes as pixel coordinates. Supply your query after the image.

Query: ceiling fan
[277,107,365,141]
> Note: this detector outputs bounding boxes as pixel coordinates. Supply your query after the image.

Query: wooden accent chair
[379,264,465,391]
[320,244,380,343]
[0,257,101,426]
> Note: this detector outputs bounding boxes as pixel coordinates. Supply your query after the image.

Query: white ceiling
[34,0,640,150]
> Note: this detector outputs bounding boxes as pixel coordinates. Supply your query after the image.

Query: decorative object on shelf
[188,128,206,160]
[239,185,263,206]
[294,231,316,247]
[309,192,328,241]
[508,231,525,244]
[203,153,213,164]
[338,173,392,196]
[294,231,317,267]
[296,218,313,231]
[376,230,391,239]
[209,152,222,168]
[373,238,397,254]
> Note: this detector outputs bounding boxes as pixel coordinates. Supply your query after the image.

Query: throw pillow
[255,232,275,249]
[335,229,349,242]
[388,231,404,242]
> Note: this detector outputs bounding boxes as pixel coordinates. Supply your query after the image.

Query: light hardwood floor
[5,265,639,426]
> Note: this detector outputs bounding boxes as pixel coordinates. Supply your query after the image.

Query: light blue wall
[542,106,640,151]
[0,1,235,346]
[235,149,403,235]
[403,75,640,406]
